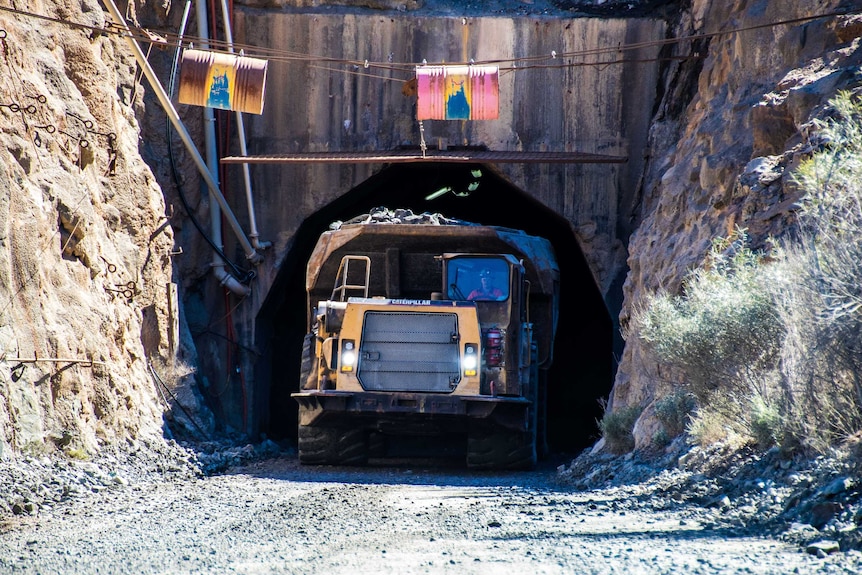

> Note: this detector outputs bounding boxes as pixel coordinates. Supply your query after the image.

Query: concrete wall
[230,9,665,296]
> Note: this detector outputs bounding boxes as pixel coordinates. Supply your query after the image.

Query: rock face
[613,0,862,448]
[0,1,209,457]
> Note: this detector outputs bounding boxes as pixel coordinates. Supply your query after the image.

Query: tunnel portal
[259,161,613,455]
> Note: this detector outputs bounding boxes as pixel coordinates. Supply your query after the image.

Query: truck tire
[297,425,368,466]
[466,429,537,470]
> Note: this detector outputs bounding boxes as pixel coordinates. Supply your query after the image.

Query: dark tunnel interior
[257,162,615,456]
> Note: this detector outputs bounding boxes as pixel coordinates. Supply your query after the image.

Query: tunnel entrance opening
[258,162,613,455]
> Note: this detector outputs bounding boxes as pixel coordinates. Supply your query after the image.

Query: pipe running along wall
[194,0,254,297]
[218,0,271,252]
[101,0,260,297]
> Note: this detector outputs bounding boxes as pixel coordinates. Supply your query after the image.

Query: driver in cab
[467,269,504,301]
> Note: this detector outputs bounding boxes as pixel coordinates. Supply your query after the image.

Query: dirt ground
[2,452,861,575]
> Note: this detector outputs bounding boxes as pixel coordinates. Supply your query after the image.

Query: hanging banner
[178,49,268,115]
[415,65,499,121]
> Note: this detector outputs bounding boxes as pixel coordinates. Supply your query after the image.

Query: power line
[146,7,861,72]
[0,5,855,76]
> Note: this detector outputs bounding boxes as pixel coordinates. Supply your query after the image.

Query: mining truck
[292,212,559,469]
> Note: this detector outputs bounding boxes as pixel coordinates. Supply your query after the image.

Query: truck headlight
[463,343,478,377]
[340,340,356,372]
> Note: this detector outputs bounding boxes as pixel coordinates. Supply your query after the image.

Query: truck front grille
[358,311,460,393]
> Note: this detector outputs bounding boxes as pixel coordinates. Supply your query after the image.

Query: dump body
[293,222,559,468]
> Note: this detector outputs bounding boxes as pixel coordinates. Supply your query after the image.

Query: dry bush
[766,90,862,452]
[688,406,748,449]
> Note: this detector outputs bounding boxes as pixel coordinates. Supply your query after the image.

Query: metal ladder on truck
[330,256,371,301]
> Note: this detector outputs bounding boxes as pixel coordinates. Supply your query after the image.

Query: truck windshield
[447,257,509,301]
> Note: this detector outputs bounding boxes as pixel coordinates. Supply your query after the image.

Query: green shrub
[599,404,642,454]
[633,229,784,448]
[653,391,696,438]
[635,228,782,405]
[651,428,671,448]
[749,395,782,449]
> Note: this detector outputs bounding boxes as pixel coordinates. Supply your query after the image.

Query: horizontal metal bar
[221,150,628,164]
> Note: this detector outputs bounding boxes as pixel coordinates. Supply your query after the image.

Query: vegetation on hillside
[620,91,862,454]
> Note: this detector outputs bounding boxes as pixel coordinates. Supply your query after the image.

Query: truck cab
[443,254,533,398]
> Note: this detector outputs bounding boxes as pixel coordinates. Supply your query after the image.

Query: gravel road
[2,452,861,575]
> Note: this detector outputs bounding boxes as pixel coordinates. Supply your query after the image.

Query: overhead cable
[0,4,855,74]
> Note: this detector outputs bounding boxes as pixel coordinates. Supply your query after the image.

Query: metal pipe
[213,264,251,296]
[172,1,248,297]
[193,0,228,285]
[171,1,193,96]
[195,0,235,294]
[100,0,262,270]
[218,0,272,251]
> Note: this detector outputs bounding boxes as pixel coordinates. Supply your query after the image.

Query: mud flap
[299,333,317,390]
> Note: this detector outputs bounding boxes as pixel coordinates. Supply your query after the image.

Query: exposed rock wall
[613,0,862,448]
[0,1,207,457]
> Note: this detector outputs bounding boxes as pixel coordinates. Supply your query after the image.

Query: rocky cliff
[0,0,209,458]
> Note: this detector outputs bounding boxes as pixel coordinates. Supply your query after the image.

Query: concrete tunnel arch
[256,161,614,455]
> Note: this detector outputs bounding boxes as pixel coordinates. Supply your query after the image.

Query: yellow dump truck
[293,212,558,469]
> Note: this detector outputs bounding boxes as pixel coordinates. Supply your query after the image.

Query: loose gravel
[1,437,861,574]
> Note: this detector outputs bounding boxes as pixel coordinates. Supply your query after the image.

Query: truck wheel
[297,425,368,465]
[466,429,537,470]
